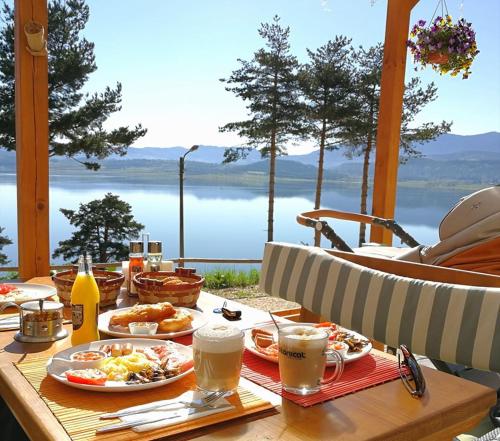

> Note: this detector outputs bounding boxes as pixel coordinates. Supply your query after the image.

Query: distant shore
[0,170,488,192]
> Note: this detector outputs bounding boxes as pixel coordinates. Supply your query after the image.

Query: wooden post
[15,0,50,279]
[370,0,419,245]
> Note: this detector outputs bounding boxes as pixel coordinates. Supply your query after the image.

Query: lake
[0,174,470,271]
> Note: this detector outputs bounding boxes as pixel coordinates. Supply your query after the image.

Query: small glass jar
[128,241,144,296]
[147,241,162,272]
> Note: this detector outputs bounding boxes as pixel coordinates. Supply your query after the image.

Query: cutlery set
[97,391,230,433]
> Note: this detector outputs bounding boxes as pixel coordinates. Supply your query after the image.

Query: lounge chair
[297,186,500,276]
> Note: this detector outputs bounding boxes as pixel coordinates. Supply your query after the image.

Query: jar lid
[148,241,162,253]
[21,300,63,311]
[129,241,144,253]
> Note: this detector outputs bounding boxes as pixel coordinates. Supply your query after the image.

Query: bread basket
[52,268,125,307]
[132,267,204,307]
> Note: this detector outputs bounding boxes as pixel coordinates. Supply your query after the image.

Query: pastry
[109,302,176,327]
[157,310,193,333]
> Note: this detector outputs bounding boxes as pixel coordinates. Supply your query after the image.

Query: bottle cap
[148,241,162,253]
[129,241,144,253]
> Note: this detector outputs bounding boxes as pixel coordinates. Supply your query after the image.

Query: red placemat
[241,350,401,407]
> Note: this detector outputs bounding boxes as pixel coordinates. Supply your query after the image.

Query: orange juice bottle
[71,254,100,345]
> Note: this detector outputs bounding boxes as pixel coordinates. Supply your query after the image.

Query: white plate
[244,323,372,366]
[0,283,56,306]
[46,338,193,392]
[98,307,207,340]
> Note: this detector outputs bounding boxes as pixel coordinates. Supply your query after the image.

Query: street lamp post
[179,145,199,266]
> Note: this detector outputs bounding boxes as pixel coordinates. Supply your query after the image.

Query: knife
[100,400,180,419]
[96,404,232,433]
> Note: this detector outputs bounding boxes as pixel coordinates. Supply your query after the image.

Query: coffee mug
[256,325,344,395]
[192,323,244,393]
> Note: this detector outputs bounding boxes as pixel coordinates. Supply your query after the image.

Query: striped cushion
[260,242,500,372]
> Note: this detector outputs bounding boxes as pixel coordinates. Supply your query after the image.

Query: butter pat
[129,322,158,335]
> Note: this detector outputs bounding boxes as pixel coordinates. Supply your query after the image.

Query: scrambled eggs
[100,352,152,381]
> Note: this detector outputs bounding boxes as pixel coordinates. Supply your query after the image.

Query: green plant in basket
[407,15,479,79]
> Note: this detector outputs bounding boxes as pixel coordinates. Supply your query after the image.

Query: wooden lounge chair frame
[297,208,420,252]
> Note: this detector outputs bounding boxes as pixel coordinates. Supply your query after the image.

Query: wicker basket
[52,268,125,307]
[133,268,204,307]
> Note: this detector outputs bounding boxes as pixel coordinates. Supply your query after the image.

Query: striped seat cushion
[260,242,500,372]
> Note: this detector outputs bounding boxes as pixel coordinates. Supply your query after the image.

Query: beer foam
[193,323,244,353]
[280,326,326,348]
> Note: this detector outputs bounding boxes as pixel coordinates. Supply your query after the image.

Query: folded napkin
[0,314,20,331]
[119,390,234,433]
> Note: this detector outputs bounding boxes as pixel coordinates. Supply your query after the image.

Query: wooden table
[0,277,496,441]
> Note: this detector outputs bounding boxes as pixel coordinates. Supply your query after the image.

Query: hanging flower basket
[407,15,479,79]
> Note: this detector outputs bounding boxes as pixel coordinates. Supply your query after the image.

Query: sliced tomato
[314,322,332,328]
[0,284,16,295]
[65,369,107,386]
[165,354,193,373]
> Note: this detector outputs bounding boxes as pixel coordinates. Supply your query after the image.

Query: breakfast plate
[47,338,193,392]
[245,323,372,366]
[98,306,207,339]
[0,283,56,306]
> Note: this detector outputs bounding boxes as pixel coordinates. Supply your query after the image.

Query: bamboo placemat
[16,357,275,441]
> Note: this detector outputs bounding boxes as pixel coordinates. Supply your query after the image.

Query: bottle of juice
[71,254,100,345]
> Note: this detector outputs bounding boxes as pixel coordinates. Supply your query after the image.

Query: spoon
[269,311,280,333]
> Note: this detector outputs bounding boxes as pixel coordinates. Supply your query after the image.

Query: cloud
[320,0,332,13]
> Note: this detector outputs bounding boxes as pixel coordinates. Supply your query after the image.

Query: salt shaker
[147,241,162,272]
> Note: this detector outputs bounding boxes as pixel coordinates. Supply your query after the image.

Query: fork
[178,391,227,408]
[100,391,228,419]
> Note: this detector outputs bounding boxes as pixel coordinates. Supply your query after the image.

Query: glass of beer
[277,325,344,395]
[193,323,244,393]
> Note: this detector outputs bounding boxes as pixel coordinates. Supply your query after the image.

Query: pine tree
[299,37,356,245]
[53,193,144,263]
[219,16,305,242]
[338,44,452,246]
[0,0,146,170]
[0,226,12,265]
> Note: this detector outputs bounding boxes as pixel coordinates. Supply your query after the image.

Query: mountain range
[98,132,500,167]
[0,132,499,186]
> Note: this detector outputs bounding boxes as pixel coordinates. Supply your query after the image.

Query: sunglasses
[213,300,242,321]
[398,344,426,398]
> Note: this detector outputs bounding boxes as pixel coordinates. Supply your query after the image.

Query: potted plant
[407,15,479,79]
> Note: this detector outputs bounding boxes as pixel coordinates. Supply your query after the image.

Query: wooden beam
[370,0,419,245]
[327,249,500,288]
[15,0,49,279]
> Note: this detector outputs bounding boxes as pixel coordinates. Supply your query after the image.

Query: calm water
[0,174,469,270]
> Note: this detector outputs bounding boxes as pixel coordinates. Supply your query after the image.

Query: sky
[81,0,500,153]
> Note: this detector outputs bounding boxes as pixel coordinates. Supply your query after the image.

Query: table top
[0,276,496,441]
